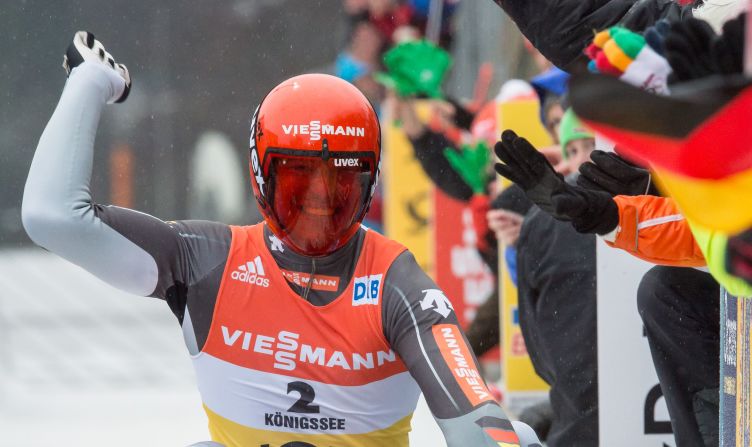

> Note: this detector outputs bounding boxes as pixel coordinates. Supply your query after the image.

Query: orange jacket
[603,195,706,267]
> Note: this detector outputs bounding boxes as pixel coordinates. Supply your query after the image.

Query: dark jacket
[516,206,598,446]
[493,0,694,71]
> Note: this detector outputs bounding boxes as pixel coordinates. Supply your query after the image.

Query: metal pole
[426,0,444,44]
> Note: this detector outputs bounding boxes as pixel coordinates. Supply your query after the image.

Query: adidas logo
[230,256,270,288]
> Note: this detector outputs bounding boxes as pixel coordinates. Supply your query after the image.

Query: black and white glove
[577,150,660,197]
[493,130,566,215]
[63,31,131,103]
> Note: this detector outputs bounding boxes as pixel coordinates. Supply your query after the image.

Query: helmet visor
[267,152,374,256]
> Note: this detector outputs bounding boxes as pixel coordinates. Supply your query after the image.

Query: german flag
[569,73,752,233]
[475,416,522,447]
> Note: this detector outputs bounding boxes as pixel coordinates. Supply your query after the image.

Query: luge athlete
[22,31,540,447]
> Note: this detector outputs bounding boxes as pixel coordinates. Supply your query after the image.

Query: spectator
[508,118,598,446]
[639,266,721,445]
[558,108,595,168]
[569,17,750,445]
[528,64,569,143]
[335,21,385,106]
[489,2,751,445]
[342,0,371,29]
[367,0,416,44]
[406,0,460,48]
[526,50,569,170]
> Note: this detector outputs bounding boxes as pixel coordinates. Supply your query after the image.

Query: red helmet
[249,74,381,257]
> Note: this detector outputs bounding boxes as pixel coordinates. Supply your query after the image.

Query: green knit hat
[559,108,594,159]
[374,39,452,98]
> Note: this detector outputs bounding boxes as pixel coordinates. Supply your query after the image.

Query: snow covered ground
[0,248,445,446]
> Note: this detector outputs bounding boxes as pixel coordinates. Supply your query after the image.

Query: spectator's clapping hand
[389,94,424,139]
[494,130,620,234]
[577,150,660,196]
[664,14,744,83]
[493,130,565,215]
[713,13,744,75]
[427,99,458,131]
[487,209,524,246]
[538,145,571,175]
[664,17,718,83]
[550,185,620,235]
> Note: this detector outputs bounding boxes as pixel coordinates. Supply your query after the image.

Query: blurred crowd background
[0,0,537,247]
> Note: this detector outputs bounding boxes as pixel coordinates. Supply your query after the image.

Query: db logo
[352,274,382,306]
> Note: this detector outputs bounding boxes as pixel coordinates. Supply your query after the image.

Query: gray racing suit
[22,62,540,447]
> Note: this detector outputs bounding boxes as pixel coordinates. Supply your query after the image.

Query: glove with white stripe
[63,31,131,103]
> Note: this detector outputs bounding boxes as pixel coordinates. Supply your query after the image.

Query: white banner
[597,240,675,446]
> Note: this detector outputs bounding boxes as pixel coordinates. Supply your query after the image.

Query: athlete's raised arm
[21,32,230,328]
[382,251,541,446]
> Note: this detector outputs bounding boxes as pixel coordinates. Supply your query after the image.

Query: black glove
[446,96,476,130]
[665,17,718,84]
[494,130,619,234]
[644,19,671,56]
[665,15,745,84]
[726,228,752,285]
[551,184,619,234]
[713,13,744,76]
[577,150,660,196]
[493,130,565,215]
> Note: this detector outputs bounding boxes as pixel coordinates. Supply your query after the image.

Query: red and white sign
[433,190,495,327]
